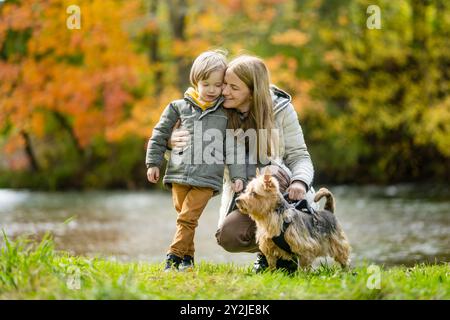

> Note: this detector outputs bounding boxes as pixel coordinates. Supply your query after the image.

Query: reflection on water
[0,185,449,266]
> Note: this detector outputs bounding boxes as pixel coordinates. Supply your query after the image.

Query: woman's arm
[167,120,189,151]
[281,103,314,191]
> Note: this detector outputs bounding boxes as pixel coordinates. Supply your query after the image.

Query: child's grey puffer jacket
[146,94,246,195]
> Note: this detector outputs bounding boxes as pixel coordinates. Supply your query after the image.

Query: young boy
[146,50,245,271]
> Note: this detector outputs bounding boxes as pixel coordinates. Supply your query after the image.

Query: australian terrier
[236,167,351,271]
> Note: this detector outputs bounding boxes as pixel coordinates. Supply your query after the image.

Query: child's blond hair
[189,50,228,87]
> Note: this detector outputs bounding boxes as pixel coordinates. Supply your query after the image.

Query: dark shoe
[252,253,268,274]
[179,255,195,272]
[164,253,182,272]
[276,258,298,274]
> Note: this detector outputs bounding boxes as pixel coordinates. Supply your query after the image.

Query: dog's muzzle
[235,196,246,213]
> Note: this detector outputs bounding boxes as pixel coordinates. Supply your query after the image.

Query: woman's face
[222,69,252,112]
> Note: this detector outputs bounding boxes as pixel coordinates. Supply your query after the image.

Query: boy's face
[197,69,224,103]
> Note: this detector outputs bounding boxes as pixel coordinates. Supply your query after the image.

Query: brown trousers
[215,165,291,253]
[169,183,214,258]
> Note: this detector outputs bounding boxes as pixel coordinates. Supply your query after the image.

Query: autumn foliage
[0,0,449,189]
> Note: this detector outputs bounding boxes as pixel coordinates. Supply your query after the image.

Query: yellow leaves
[217,0,243,13]
[291,80,315,114]
[196,11,222,34]
[415,98,450,157]
[172,39,211,58]
[338,14,349,26]
[271,29,309,47]
[265,54,301,94]
[105,86,181,143]
[324,50,344,71]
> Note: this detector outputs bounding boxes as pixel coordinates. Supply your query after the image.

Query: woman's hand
[147,167,160,183]
[168,120,190,151]
[287,181,307,200]
[232,179,244,193]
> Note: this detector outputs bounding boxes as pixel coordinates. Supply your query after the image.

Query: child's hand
[232,179,244,193]
[147,167,160,183]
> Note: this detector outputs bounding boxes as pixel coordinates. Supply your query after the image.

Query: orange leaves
[172,39,212,59]
[216,0,243,13]
[0,62,20,87]
[196,11,223,34]
[323,50,344,71]
[74,110,105,148]
[2,133,25,155]
[265,54,300,92]
[219,0,282,21]
[31,112,46,138]
[103,82,132,126]
[0,0,150,157]
[106,86,181,143]
[0,1,36,31]
[271,29,310,47]
[22,58,46,89]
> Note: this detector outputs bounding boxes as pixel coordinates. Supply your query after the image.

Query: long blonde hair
[226,55,275,158]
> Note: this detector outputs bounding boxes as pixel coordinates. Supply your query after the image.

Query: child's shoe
[164,253,182,272]
[178,255,194,272]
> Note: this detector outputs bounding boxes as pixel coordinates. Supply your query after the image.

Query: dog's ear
[263,166,272,176]
[255,167,260,177]
[263,175,275,191]
[263,168,275,191]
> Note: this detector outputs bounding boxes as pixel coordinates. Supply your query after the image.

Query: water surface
[0,185,449,267]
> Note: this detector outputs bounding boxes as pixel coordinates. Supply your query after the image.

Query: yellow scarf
[185,87,216,111]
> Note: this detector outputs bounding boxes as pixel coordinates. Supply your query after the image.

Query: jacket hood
[270,85,292,115]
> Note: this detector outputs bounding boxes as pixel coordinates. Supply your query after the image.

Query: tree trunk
[53,111,84,157]
[168,0,190,91]
[411,0,432,103]
[149,0,163,94]
[20,130,39,172]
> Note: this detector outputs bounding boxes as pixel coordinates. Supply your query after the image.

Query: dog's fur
[236,167,351,271]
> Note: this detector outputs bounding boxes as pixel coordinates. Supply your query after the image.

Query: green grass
[0,232,448,300]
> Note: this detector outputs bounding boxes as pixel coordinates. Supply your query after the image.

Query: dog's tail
[314,187,335,213]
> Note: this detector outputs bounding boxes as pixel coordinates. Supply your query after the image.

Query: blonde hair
[226,55,275,158]
[189,50,228,87]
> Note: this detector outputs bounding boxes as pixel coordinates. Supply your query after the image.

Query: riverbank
[0,233,448,299]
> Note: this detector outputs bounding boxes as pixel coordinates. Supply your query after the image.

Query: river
[0,185,449,267]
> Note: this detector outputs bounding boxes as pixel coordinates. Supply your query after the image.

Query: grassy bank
[0,233,448,300]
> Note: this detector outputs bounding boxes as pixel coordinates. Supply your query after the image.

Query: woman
[171,54,316,272]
